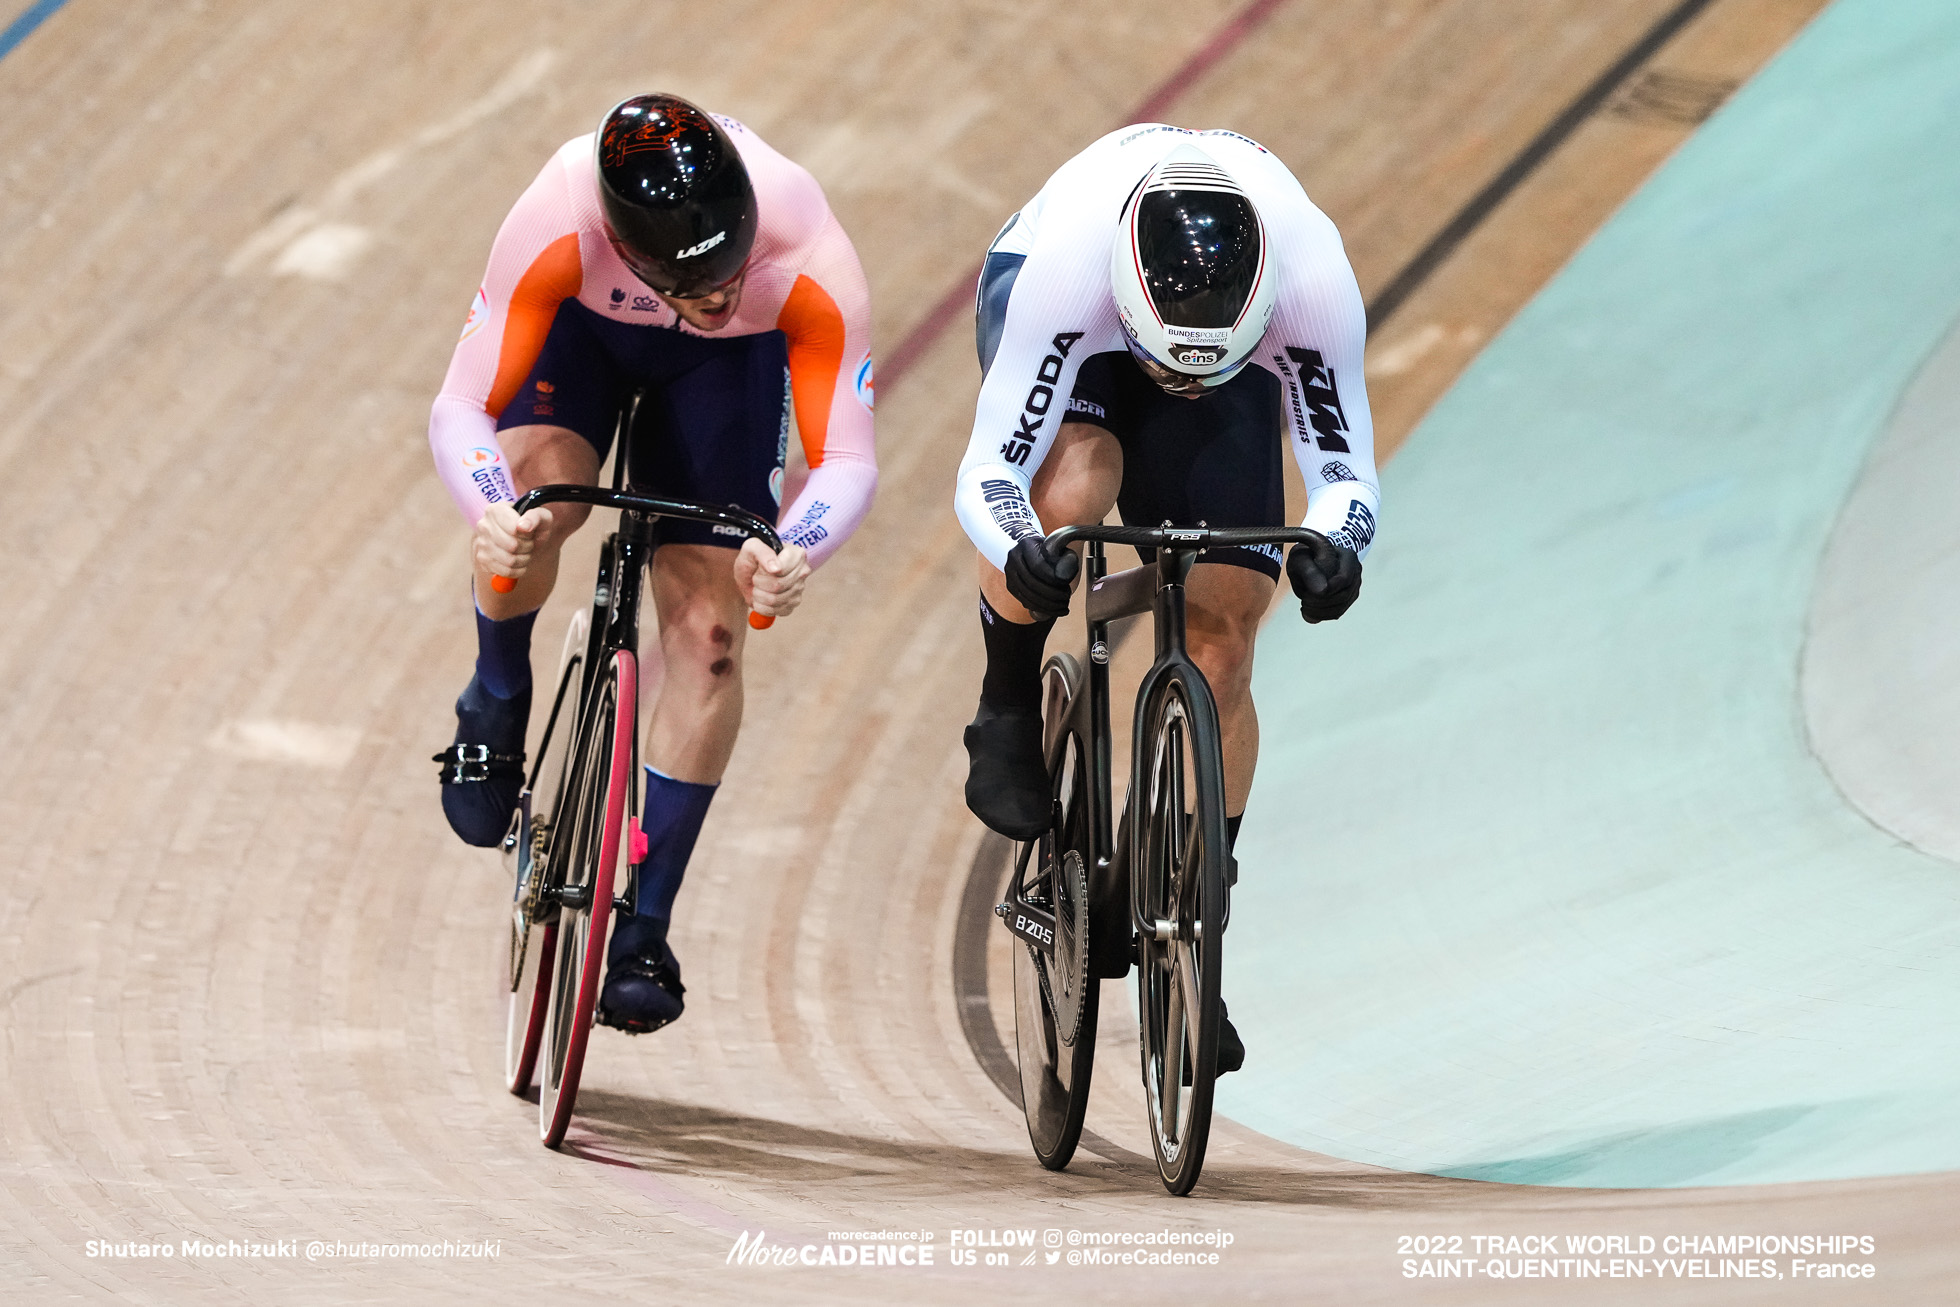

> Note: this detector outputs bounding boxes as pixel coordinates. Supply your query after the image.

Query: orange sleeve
[485,234,583,419]
[777,274,846,467]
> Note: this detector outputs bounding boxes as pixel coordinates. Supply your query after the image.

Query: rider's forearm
[777,451,877,569]
[953,461,1042,572]
[1301,479,1380,560]
[429,394,517,525]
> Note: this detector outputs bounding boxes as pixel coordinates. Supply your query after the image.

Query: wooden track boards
[0,2,1876,1302]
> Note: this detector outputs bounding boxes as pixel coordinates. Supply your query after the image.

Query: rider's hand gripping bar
[489,485,786,629]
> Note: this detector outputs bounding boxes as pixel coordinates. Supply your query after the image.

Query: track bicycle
[494,449,781,1149]
[997,522,1327,1195]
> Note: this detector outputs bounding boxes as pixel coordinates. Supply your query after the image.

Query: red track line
[876,0,1290,392]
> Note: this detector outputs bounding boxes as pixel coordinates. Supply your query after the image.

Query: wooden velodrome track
[13,0,1949,1302]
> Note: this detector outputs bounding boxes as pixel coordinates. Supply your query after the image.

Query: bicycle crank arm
[996,899,1057,955]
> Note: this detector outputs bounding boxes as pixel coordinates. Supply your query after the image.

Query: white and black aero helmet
[1110,143,1277,394]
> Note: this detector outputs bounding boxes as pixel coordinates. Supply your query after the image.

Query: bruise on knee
[708,625,732,647]
[709,656,734,677]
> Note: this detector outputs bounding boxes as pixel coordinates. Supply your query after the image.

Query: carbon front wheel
[539,648,636,1148]
[1134,669,1228,1195]
[1011,653,1099,1170]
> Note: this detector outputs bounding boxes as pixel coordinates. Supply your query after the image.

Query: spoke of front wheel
[1179,813,1202,915]
[1167,721,1185,876]
[1159,963,1184,1145]
[1176,937,1204,1076]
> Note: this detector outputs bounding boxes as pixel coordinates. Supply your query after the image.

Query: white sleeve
[953,210,1117,570]
[1259,208,1381,559]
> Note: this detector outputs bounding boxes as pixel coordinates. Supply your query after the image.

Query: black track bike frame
[1002,524,1329,967]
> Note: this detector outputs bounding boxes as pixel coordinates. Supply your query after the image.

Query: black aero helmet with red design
[596,94,757,297]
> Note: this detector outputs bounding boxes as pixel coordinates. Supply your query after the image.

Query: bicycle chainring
[507,815,552,990]
[1049,849,1092,1045]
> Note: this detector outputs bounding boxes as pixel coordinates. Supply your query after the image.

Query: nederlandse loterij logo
[461,446,504,470]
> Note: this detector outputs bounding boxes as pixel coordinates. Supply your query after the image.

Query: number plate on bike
[999,899,1057,955]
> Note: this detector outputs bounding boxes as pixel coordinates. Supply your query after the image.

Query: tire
[538,648,636,1148]
[503,611,587,1096]
[1134,668,1228,1195]
[1011,653,1099,1170]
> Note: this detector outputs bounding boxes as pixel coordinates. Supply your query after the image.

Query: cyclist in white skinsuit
[954,123,1380,1074]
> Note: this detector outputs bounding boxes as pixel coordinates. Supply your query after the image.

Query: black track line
[1365,0,1719,333]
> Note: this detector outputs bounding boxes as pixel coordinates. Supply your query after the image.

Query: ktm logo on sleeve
[1280,346,1351,453]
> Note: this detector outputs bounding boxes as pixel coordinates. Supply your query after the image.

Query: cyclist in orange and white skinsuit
[429,94,877,1033]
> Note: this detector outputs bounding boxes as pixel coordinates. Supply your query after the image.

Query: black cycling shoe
[1217,1000,1246,1076]
[963,703,1050,840]
[597,917,685,1034]
[433,672,528,848]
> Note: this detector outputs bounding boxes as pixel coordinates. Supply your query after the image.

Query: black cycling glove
[1004,536,1079,619]
[1286,536,1362,623]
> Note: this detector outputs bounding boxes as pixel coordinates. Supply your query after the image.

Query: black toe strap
[433,743,525,784]
[611,953,685,997]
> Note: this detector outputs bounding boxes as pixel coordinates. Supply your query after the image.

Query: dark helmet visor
[1133,189,1261,329]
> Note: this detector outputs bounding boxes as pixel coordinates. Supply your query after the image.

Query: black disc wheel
[1011,653,1099,1170]
[1134,669,1228,1195]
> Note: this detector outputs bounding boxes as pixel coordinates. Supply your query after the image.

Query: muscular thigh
[649,544,749,658]
[496,424,601,539]
[1029,420,1122,528]
[1184,563,1276,684]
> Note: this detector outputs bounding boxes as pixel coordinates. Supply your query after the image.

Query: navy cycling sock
[978,592,1053,712]
[630,766,718,924]
[474,605,538,700]
[1227,814,1243,850]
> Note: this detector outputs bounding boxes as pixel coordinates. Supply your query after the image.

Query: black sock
[977,592,1053,712]
[1227,814,1243,850]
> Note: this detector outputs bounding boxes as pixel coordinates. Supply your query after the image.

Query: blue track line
[0,0,67,62]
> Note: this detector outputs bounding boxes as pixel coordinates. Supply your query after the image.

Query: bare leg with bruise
[599,541,754,1034]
